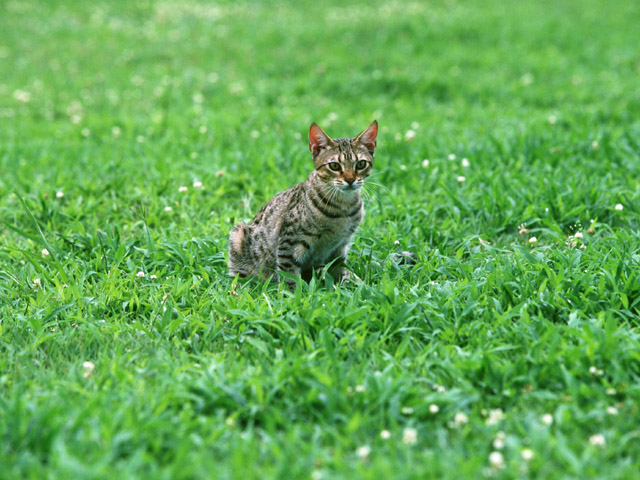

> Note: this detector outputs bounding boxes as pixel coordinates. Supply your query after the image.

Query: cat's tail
[228,222,251,277]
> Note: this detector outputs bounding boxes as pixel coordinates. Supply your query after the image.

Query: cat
[228,120,378,285]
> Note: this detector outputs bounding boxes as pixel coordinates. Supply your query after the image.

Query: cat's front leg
[326,243,351,283]
[276,241,307,287]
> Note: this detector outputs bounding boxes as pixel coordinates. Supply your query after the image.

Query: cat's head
[309,120,378,194]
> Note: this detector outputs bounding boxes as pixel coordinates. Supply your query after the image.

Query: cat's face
[309,121,378,195]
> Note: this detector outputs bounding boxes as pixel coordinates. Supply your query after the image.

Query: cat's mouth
[339,183,361,192]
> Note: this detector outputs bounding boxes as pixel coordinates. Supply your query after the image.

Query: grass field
[1,0,640,478]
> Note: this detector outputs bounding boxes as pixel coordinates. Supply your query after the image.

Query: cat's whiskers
[321,182,341,207]
[362,173,385,184]
[364,180,383,189]
[360,185,371,201]
[361,182,383,203]
[363,181,389,192]
[334,184,353,203]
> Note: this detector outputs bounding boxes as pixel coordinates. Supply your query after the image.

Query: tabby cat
[228,120,378,284]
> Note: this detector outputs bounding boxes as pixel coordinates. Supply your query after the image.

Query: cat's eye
[355,160,367,170]
[328,162,341,171]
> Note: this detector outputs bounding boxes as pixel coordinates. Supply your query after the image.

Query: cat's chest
[305,209,363,261]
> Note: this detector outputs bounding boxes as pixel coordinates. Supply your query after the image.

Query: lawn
[1,0,640,478]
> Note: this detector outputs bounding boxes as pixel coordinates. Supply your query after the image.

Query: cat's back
[228,184,303,277]
[251,181,306,233]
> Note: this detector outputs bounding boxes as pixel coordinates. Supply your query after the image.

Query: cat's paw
[339,269,361,285]
[392,251,418,267]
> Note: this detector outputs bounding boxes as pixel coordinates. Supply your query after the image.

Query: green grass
[1,0,640,478]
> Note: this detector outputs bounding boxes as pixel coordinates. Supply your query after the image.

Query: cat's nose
[345,178,355,185]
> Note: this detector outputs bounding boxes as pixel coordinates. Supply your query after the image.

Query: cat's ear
[309,123,334,156]
[354,120,378,154]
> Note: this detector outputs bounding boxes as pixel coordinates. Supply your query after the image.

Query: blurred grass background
[1,1,640,478]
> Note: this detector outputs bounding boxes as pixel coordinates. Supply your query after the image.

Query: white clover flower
[355,385,366,393]
[521,73,534,85]
[453,412,469,427]
[225,417,235,426]
[486,408,505,425]
[311,470,322,480]
[493,437,505,450]
[521,448,535,461]
[402,427,417,445]
[488,451,505,469]
[589,434,606,447]
[193,180,203,189]
[401,407,414,415]
[606,388,616,395]
[150,274,157,280]
[136,271,145,278]
[461,158,470,168]
[573,232,583,239]
[356,445,371,459]
[591,140,599,150]
[56,191,64,198]
[404,129,416,141]
[111,126,121,137]
[606,406,618,415]
[82,361,95,378]
[41,248,50,257]
[615,203,624,211]
[380,429,391,440]
[529,236,537,243]
[178,185,188,192]
[394,240,400,245]
[429,404,439,414]
[422,159,430,167]
[541,413,553,425]
[456,176,466,183]
[13,89,31,102]
[448,154,456,161]
[33,278,42,289]
[589,366,604,377]
[164,206,173,212]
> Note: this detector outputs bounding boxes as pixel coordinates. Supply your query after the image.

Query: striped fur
[228,121,378,284]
